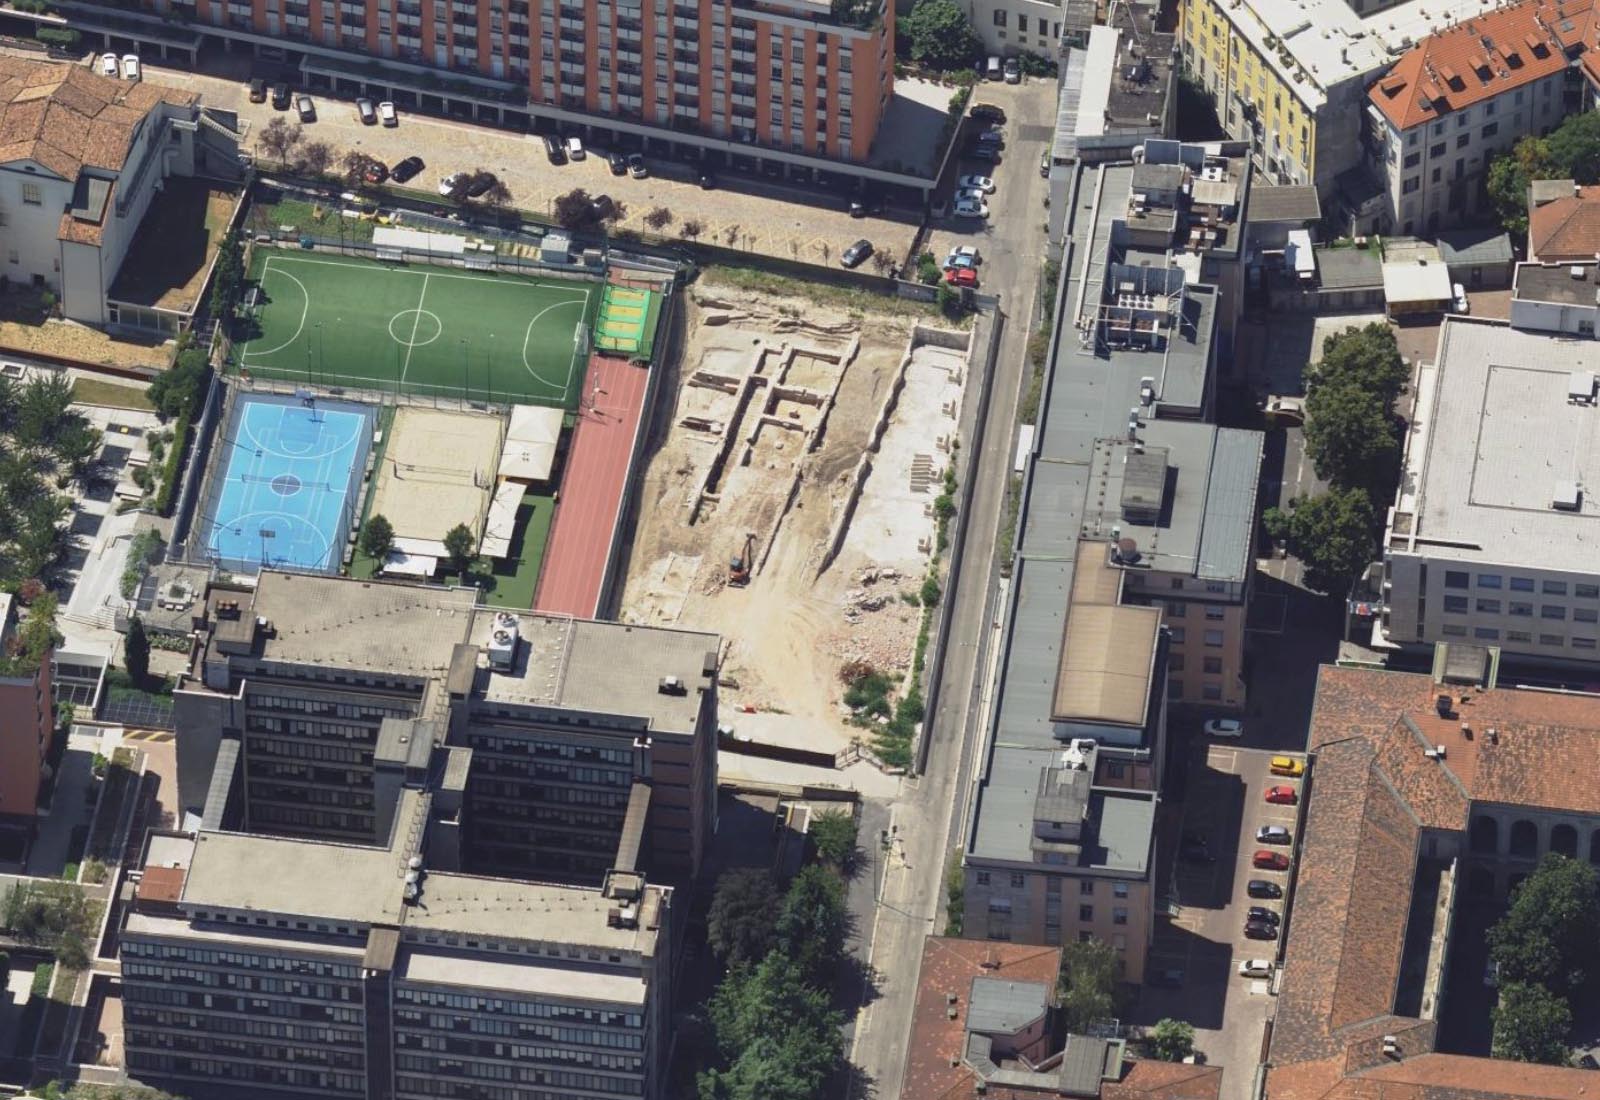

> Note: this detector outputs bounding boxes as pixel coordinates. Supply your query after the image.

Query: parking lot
[140,61,924,268]
[1134,743,1307,1099]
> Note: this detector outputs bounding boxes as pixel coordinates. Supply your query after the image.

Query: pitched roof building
[1528,180,1600,263]
[1265,663,1600,1100]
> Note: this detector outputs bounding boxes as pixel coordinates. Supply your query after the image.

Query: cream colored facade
[964,861,1155,982]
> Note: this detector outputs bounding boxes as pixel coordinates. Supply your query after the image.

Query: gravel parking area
[142,62,920,269]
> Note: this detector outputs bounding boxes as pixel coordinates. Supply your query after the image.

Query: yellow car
[1269,756,1304,778]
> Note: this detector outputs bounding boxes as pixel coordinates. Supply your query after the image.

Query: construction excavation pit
[621,275,974,763]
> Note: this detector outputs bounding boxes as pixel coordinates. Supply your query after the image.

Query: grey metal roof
[1058,1035,1123,1097]
[1316,247,1383,290]
[1196,428,1265,582]
[199,735,239,831]
[1247,184,1320,225]
[967,977,1050,1036]
[1053,47,1086,165]
[1131,163,1185,194]
[1093,792,1156,872]
[1437,228,1514,267]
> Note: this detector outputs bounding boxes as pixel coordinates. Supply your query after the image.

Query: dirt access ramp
[619,275,970,737]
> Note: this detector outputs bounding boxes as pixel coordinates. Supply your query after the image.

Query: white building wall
[962,0,1064,56]
[0,163,72,292]
[1509,294,1600,336]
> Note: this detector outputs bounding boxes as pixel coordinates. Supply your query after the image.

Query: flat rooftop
[404,871,663,955]
[180,787,428,925]
[1391,319,1600,571]
[1514,261,1600,306]
[970,742,1157,868]
[398,945,647,1005]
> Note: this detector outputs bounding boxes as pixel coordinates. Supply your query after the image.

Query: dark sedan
[1244,920,1279,940]
[390,156,425,183]
[1247,879,1283,899]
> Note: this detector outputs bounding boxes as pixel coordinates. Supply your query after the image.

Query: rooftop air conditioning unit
[1573,265,1588,279]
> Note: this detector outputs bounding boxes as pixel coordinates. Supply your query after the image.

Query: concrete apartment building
[122,786,675,1100]
[1366,0,1573,237]
[0,592,51,835]
[962,163,1265,978]
[1378,314,1600,669]
[0,56,238,333]
[172,571,719,885]
[69,0,897,185]
[1266,661,1600,1100]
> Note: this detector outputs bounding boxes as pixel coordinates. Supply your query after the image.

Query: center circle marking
[269,473,303,498]
[388,309,443,348]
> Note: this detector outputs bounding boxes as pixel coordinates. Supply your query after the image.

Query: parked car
[958,174,996,194]
[699,171,716,189]
[466,174,496,198]
[985,55,1003,80]
[1252,850,1290,871]
[295,94,316,123]
[627,153,648,178]
[1257,825,1292,845]
[1270,756,1305,777]
[1483,960,1500,988]
[1453,281,1470,313]
[1247,879,1283,899]
[954,187,989,206]
[946,245,980,267]
[1004,57,1022,83]
[99,53,119,77]
[437,173,463,197]
[1244,920,1279,940]
[1261,394,1306,426]
[841,239,874,268]
[944,267,978,288]
[609,152,629,175]
[1246,906,1280,925]
[968,144,1000,164]
[543,135,567,165]
[1238,959,1274,979]
[1265,785,1298,805]
[121,55,141,81]
[357,98,377,125]
[590,194,616,220]
[1040,149,1052,177]
[954,197,990,219]
[849,200,868,218]
[362,161,389,185]
[391,155,425,183]
[970,103,1006,124]
[1579,1054,1598,1070]
[566,135,586,160]
[378,101,397,127]
[1204,719,1243,738]
[271,81,291,109]
[249,77,268,103]
[946,252,977,271]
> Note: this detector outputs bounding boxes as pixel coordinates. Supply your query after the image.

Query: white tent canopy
[480,481,527,560]
[373,226,466,256]
[498,404,563,483]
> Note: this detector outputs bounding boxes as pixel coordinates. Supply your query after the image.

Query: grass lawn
[70,377,155,412]
[474,492,555,609]
[235,251,597,407]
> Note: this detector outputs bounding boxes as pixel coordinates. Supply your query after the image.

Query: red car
[1252,850,1290,871]
[944,266,978,288]
[1264,785,1298,805]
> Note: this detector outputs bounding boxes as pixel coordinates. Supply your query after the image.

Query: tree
[1492,981,1573,1064]
[699,955,844,1100]
[1303,381,1397,491]
[209,232,244,320]
[1312,323,1408,406]
[1488,853,1600,994]
[1487,137,1556,235]
[774,865,848,989]
[1285,486,1377,595]
[148,347,208,420]
[481,178,513,209]
[257,116,302,164]
[644,205,674,231]
[124,615,150,686]
[1058,938,1120,1033]
[343,150,385,187]
[13,372,75,450]
[901,0,981,71]
[1545,110,1600,186]
[1150,1018,1196,1062]
[553,188,602,231]
[442,523,476,576]
[296,140,335,177]
[360,514,395,562]
[808,809,858,869]
[707,868,779,965]
[681,218,705,240]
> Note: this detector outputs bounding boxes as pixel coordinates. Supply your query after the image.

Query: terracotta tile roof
[1368,0,1585,131]
[1266,665,1600,1100]
[1529,183,1600,262]
[0,57,194,180]
[1101,1061,1222,1100]
[903,938,1063,1100]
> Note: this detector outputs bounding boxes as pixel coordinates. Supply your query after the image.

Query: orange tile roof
[1529,183,1600,261]
[1368,0,1585,131]
[0,57,194,181]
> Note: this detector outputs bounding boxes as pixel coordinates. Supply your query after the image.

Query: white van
[985,55,1003,80]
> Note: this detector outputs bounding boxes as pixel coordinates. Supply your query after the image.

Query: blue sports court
[201,393,373,573]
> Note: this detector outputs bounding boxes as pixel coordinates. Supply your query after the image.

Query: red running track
[534,355,649,618]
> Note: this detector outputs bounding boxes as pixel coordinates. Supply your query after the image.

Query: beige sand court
[368,407,503,559]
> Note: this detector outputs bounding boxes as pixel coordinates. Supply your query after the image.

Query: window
[1474,627,1499,640]
[1010,873,1026,888]
[1507,630,1532,643]
[1481,122,1499,139]
[1166,602,1186,617]
[1543,580,1568,596]
[1576,608,1598,623]
[1113,907,1129,925]
[1477,574,1502,589]
[1169,654,1186,672]
[1510,602,1533,617]
[1445,571,1469,589]
[1170,627,1186,643]
[988,898,1012,913]
[1542,605,1567,620]
[1204,657,1223,674]
[1484,99,1496,116]
[1429,141,1445,158]
[20,182,40,205]
[1456,133,1470,149]
[1476,599,1501,614]
[1204,629,1224,647]
[1511,577,1535,592]
[1080,880,1095,896]
[976,872,990,885]
[1576,583,1599,599]
[1444,595,1469,613]
[1205,606,1226,620]
[1203,684,1223,700]
[1442,624,1468,637]
[1574,637,1597,650]
[1170,577,1184,590]
[1541,633,1565,646]
[1079,905,1094,921]
[1432,120,1444,135]
[1402,176,1420,194]
[1113,882,1129,898]
[1018,14,1027,32]
[992,8,1005,24]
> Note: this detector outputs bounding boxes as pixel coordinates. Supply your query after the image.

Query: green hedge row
[153,412,191,518]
